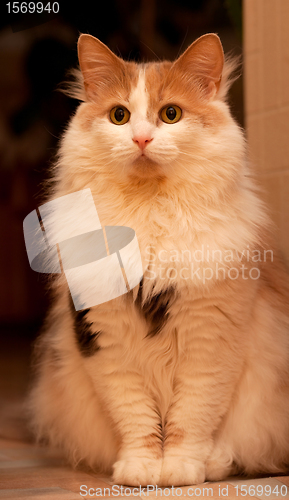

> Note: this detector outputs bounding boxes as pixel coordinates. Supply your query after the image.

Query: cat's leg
[160,309,244,486]
[84,305,163,486]
[110,382,163,486]
[88,354,163,485]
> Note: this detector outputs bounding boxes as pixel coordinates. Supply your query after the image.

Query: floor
[0,326,289,499]
[1,437,289,499]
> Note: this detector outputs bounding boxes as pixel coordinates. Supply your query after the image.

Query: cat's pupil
[166,107,176,121]
[114,108,125,122]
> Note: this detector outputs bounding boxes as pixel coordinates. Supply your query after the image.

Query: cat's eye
[160,105,182,124]
[110,106,130,125]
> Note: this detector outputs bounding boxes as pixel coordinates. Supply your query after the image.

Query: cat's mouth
[129,154,167,181]
[139,152,150,159]
[130,151,163,178]
[135,151,157,166]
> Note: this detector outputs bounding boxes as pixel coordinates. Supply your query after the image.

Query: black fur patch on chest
[69,298,101,357]
[135,279,176,337]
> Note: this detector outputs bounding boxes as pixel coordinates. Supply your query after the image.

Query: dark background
[0,0,242,434]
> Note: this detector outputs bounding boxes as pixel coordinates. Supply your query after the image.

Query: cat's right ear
[78,34,124,100]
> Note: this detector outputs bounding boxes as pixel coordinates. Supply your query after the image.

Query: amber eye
[110,106,130,125]
[160,105,182,124]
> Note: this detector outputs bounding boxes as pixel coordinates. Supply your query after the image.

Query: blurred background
[2,0,287,440]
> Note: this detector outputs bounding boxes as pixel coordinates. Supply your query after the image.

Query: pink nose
[133,136,153,151]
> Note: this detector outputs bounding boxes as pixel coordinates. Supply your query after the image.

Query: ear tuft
[217,53,242,101]
[59,67,86,102]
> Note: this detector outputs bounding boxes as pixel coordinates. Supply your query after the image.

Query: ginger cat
[28,33,289,486]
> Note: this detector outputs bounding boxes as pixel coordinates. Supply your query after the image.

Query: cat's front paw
[113,457,162,486]
[160,456,205,486]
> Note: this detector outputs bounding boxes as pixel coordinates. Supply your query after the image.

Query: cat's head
[62,34,243,194]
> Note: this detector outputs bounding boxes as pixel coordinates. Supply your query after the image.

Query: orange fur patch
[143,432,163,458]
[164,423,185,448]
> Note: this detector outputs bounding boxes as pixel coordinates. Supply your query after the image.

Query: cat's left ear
[174,34,224,99]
